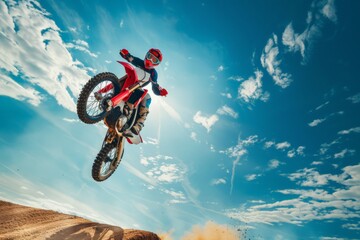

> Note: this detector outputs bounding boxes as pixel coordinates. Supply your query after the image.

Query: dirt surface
[0,200,160,240]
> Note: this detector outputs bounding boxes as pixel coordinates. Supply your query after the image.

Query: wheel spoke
[100,147,117,177]
[85,80,115,118]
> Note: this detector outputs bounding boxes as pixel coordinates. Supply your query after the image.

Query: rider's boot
[130,106,149,135]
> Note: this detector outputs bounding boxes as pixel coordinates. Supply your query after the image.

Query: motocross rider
[119,48,168,135]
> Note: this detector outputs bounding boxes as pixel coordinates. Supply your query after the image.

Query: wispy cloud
[216,105,238,119]
[220,92,232,99]
[276,141,291,150]
[193,111,219,132]
[287,146,306,158]
[0,73,42,106]
[261,34,292,88]
[268,159,281,170]
[63,118,80,123]
[220,135,258,194]
[334,149,355,159]
[237,70,270,103]
[309,111,344,127]
[338,127,360,135]
[217,65,224,72]
[318,137,341,156]
[0,0,90,112]
[228,76,244,82]
[66,39,98,58]
[314,101,330,111]
[226,163,360,226]
[245,174,261,181]
[190,132,199,142]
[142,155,185,184]
[211,178,226,185]
[264,141,275,149]
[308,118,326,127]
[347,93,360,104]
[282,0,337,64]
[119,19,124,28]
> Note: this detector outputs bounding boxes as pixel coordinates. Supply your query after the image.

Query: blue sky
[0,0,360,239]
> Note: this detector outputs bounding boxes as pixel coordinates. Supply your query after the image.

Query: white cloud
[147,163,184,183]
[287,149,296,158]
[190,132,199,142]
[311,161,323,165]
[144,137,159,145]
[238,70,269,103]
[318,137,341,156]
[314,101,330,111]
[211,178,226,185]
[276,141,291,150]
[143,155,185,184]
[0,72,42,106]
[268,159,281,169]
[162,189,186,202]
[119,19,124,28]
[347,93,360,104]
[228,76,243,82]
[264,141,275,148]
[338,127,360,135]
[296,146,306,156]
[245,174,261,181]
[282,0,337,64]
[287,168,331,187]
[309,118,326,127]
[288,146,306,158]
[193,111,219,132]
[63,118,79,123]
[216,105,238,119]
[226,163,360,226]
[218,65,224,71]
[140,154,173,167]
[220,92,232,99]
[342,223,360,231]
[321,0,337,22]
[334,149,355,159]
[261,34,292,88]
[66,40,98,57]
[0,0,91,112]
[220,135,258,194]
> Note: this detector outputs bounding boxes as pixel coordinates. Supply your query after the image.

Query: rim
[100,147,117,178]
[86,80,115,118]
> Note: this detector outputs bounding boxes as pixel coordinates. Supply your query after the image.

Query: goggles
[145,52,160,65]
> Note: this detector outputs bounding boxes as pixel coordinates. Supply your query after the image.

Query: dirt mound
[0,200,160,240]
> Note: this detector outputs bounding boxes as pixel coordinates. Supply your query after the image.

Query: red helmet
[144,48,162,69]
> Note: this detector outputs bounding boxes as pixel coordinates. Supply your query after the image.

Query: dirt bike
[76,61,151,182]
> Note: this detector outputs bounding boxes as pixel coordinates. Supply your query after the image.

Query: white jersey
[135,67,151,85]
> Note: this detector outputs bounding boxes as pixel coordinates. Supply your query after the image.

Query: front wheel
[92,138,124,182]
[77,72,121,124]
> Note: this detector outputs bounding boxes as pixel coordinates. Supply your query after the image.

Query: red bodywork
[97,61,148,108]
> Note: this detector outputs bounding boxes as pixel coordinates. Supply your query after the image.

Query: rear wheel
[92,139,124,182]
[77,72,121,124]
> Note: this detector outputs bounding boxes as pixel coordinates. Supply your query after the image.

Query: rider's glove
[120,49,130,60]
[160,88,168,97]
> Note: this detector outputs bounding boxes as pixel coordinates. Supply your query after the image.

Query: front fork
[101,129,124,167]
